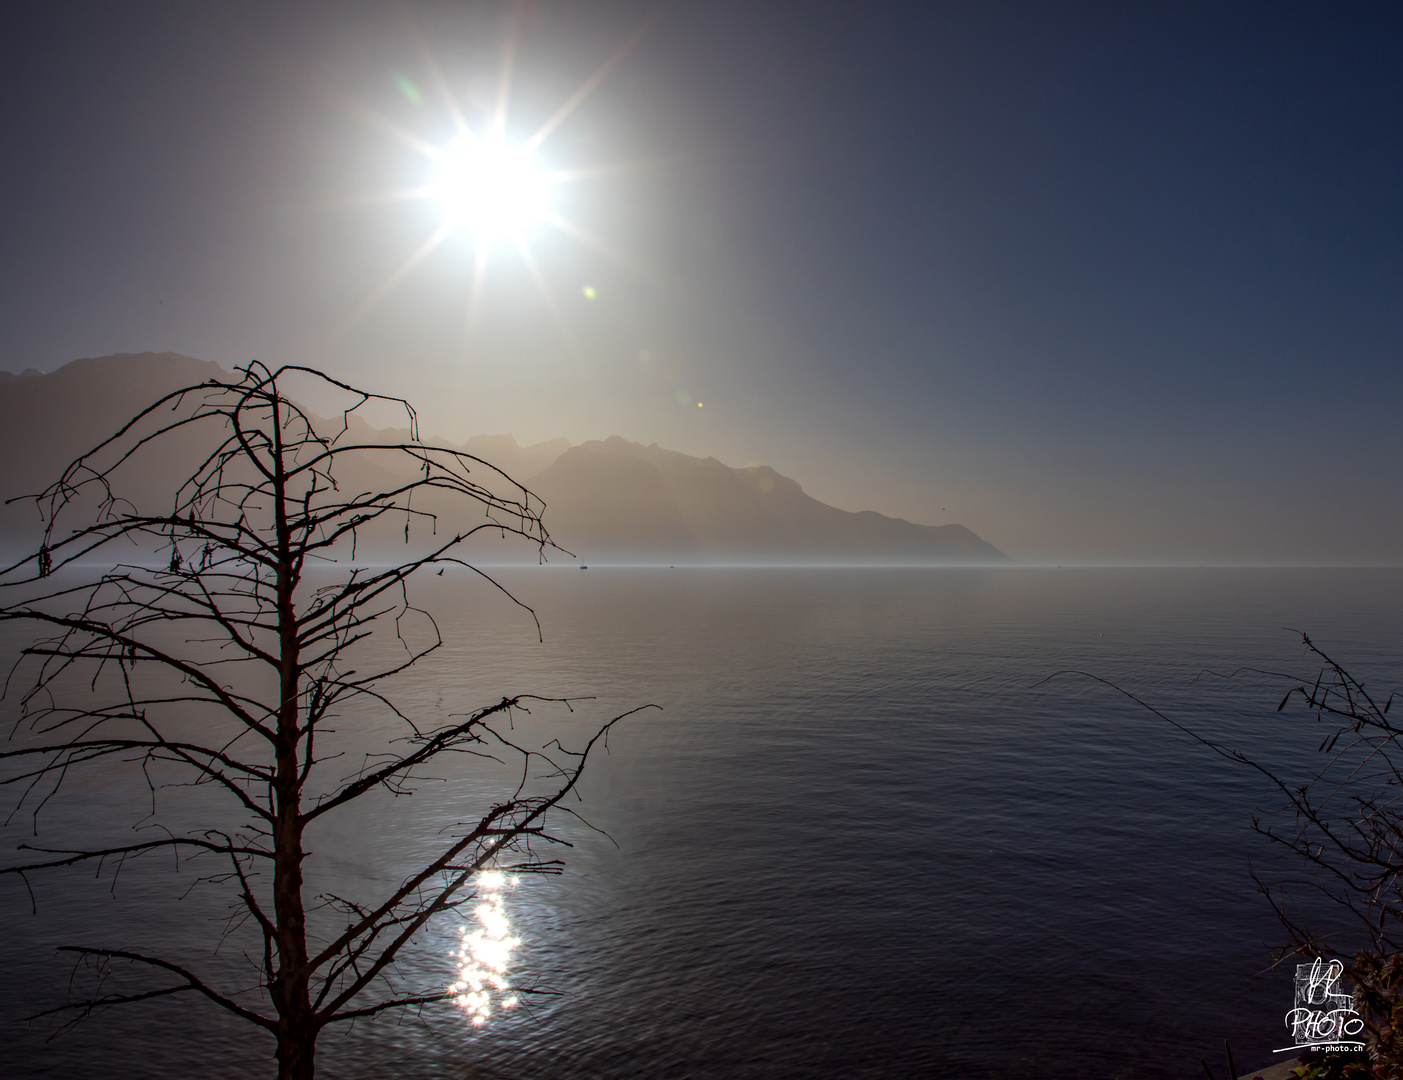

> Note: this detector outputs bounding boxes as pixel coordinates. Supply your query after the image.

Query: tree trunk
[276,1023,316,1080]
[271,398,316,1080]
[272,794,313,1080]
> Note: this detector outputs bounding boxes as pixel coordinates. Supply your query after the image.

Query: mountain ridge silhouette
[0,353,1005,562]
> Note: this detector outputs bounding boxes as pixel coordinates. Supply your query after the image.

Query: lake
[4,566,1401,1078]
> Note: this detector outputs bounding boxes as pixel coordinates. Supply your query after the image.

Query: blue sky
[2,1,1400,562]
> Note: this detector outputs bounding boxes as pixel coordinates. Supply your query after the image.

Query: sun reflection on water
[449,870,522,1026]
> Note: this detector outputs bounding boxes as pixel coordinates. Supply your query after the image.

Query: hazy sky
[2,1,1401,563]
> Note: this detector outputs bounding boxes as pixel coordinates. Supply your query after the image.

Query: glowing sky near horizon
[2,1,1402,563]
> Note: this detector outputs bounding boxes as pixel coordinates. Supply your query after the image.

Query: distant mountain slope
[462,434,572,485]
[529,437,1005,562]
[329,418,569,487]
[0,354,1005,563]
[0,354,564,532]
[0,352,232,543]
[0,352,227,497]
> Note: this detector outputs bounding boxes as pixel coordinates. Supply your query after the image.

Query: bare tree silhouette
[0,363,647,1080]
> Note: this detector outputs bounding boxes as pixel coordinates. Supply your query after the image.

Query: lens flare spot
[582,285,598,300]
[392,73,423,105]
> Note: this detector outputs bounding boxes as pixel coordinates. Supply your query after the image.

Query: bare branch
[50,946,275,1030]
[0,361,641,1078]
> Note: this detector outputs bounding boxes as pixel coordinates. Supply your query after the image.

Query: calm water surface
[4,567,1402,1079]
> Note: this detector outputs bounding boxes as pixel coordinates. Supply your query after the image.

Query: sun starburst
[334,7,667,341]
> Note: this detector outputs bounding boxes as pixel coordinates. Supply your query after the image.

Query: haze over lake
[5,566,1397,1079]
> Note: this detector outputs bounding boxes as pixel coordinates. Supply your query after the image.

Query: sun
[335,8,667,335]
[432,131,551,245]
